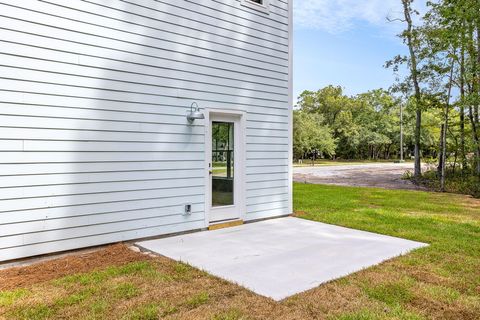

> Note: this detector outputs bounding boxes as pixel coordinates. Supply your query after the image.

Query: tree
[387,0,424,178]
[293,110,336,161]
[297,87,359,159]
[296,87,404,160]
[356,90,400,159]
[423,0,480,177]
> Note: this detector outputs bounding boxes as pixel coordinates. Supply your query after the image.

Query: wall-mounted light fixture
[186,102,205,122]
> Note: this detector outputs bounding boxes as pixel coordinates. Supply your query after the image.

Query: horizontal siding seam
[35,0,289,54]
[0,176,205,190]
[246,192,289,199]
[0,203,205,226]
[0,168,203,177]
[0,185,206,203]
[0,78,290,109]
[0,53,288,97]
[98,0,288,44]
[1,39,288,89]
[1,210,204,237]
[0,14,288,73]
[0,138,205,145]
[0,218,206,250]
[0,28,288,83]
[1,72,289,103]
[211,0,288,20]
[151,0,288,36]
[0,191,205,214]
[182,0,288,28]
[247,206,288,214]
[0,98,287,118]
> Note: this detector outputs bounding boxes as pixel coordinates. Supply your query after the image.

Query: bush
[413,168,480,198]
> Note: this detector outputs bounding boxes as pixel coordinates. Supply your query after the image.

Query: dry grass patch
[1,184,479,319]
[0,244,148,291]
[0,245,317,319]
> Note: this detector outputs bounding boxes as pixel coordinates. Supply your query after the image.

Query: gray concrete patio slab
[136,217,427,300]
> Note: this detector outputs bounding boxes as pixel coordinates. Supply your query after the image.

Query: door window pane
[212,122,234,207]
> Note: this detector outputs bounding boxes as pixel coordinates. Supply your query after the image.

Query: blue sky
[292,0,426,101]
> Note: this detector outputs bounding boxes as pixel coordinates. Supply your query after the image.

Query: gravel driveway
[294,163,428,190]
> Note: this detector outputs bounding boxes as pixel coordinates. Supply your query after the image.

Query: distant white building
[0,0,292,261]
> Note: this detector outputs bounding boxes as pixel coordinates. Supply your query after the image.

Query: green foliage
[385,0,480,181]
[296,87,422,160]
[293,109,336,159]
[414,168,480,198]
[296,0,480,188]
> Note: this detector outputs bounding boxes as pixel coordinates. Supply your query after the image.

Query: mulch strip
[0,244,150,291]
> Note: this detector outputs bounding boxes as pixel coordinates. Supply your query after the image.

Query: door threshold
[208,219,244,231]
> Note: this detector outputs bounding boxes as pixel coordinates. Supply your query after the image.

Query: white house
[0,0,292,261]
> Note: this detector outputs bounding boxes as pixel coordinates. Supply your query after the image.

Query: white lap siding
[0,0,291,261]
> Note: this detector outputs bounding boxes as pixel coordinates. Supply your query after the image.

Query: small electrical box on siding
[184,204,192,216]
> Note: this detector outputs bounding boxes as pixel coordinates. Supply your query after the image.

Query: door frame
[204,108,246,226]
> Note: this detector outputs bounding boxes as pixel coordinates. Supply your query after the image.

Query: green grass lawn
[1,184,479,319]
[294,183,480,319]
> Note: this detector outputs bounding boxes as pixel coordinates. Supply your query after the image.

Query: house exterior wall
[0,0,292,261]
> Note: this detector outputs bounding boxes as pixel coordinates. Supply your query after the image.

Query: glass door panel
[211,121,234,207]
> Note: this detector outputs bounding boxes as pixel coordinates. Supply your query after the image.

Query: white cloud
[294,0,426,34]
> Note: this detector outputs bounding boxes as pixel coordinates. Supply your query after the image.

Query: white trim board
[204,108,247,226]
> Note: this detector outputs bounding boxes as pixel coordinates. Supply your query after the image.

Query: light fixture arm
[190,102,199,113]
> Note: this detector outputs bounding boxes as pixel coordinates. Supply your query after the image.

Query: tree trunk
[453,148,458,175]
[402,0,422,178]
[438,124,444,178]
[400,103,404,161]
[476,26,480,175]
[414,110,422,176]
[460,39,467,173]
[468,25,480,176]
[386,143,392,159]
[466,25,480,177]
[440,55,455,192]
[470,105,480,176]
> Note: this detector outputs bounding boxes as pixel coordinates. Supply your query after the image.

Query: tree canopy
[295,86,444,161]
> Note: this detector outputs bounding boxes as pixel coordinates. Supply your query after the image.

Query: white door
[207,113,245,223]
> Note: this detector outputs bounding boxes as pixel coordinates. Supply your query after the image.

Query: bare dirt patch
[294,163,429,191]
[0,244,150,291]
